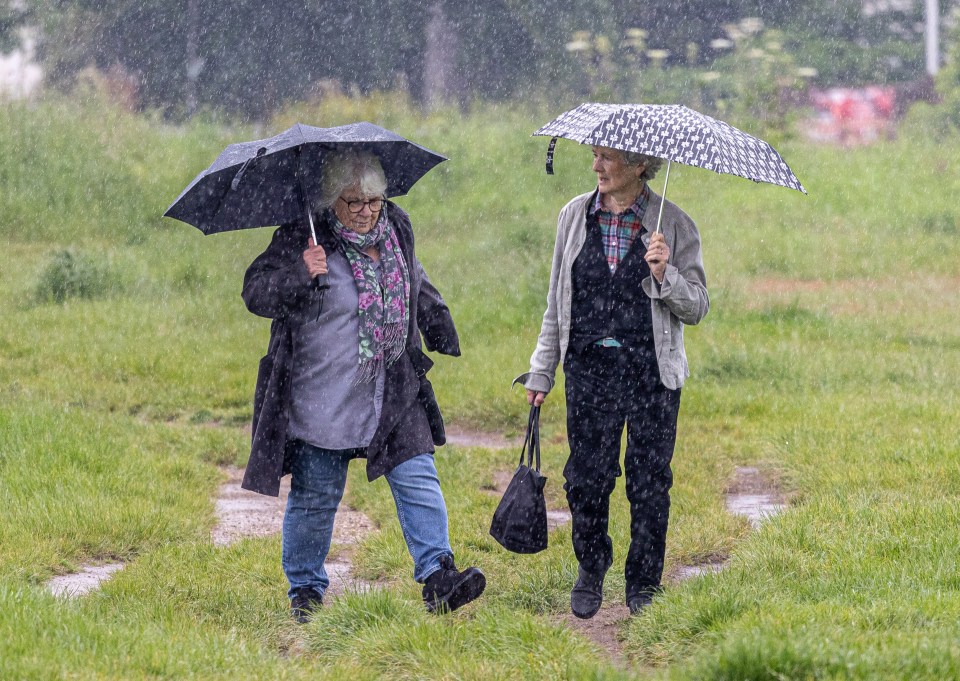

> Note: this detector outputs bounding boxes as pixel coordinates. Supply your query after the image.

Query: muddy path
[47,466,380,599]
[212,467,380,597]
[44,431,788,672]
[542,464,788,664]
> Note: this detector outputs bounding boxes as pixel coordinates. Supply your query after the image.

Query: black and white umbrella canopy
[534,103,806,194]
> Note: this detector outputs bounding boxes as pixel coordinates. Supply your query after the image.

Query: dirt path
[212,467,380,597]
[46,563,125,598]
[46,466,380,599]
[545,464,788,664]
[444,426,520,450]
[43,431,789,671]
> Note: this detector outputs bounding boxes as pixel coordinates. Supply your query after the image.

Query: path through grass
[1,94,958,679]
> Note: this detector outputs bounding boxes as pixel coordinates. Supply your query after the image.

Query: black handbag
[490,406,548,554]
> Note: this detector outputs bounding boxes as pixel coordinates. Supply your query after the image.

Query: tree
[23,0,960,118]
[1,0,32,53]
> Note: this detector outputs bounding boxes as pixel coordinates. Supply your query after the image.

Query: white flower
[740,17,764,34]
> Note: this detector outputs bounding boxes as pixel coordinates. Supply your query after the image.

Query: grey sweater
[516,188,709,393]
[287,251,385,450]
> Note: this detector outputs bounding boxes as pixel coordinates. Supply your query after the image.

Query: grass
[0,91,958,679]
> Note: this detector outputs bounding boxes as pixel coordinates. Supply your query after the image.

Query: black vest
[568,206,657,361]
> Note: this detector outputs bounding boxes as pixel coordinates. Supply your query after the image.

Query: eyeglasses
[337,196,385,213]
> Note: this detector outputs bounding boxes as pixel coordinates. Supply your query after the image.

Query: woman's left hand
[645,232,670,282]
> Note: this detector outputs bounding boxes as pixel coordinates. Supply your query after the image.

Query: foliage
[0,0,27,53]
[561,20,810,140]
[20,0,958,119]
[25,0,590,118]
[31,249,119,303]
[916,16,960,133]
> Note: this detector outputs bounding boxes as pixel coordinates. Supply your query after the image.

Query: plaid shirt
[590,185,650,273]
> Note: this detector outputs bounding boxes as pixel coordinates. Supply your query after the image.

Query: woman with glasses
[242,150,485,622]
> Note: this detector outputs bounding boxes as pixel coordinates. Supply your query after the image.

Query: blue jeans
[282,441,452,598]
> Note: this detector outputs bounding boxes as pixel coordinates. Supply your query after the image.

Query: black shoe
[627,594,653,615]
[290,586,324,623]
[627,586,661,615]
[422,555,486,613]
[570,566,606,619]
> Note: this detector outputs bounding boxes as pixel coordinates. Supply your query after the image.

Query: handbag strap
[518,405,541,471]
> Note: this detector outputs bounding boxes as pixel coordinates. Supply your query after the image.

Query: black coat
[240,202,460,496]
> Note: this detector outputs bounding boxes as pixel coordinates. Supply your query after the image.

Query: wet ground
[42,440,788,671]
[46,563,125,598]
[553,464,788,662]
[725,466,788,528]
[47,466,380,599]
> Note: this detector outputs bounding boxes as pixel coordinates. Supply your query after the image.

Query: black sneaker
[570,566,606,619]
[290,586,324,623]
[422,555,486,613]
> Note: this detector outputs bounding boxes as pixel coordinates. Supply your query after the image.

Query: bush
[32,249,119,304]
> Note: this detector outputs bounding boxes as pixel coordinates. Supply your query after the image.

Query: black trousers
[563,343,681,599]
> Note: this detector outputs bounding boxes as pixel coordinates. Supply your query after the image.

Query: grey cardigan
[517,189,709,393]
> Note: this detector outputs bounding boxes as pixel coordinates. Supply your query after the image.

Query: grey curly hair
[315,150,388,210]
[620,150,664,182]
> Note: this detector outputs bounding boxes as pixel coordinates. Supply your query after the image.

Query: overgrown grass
[0,93,958,679]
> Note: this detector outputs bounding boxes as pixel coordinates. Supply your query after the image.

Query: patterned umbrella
[534,103,806,230]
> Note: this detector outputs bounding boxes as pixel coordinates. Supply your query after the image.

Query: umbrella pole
[306,208,318,245]
[654,159,672,234]
[295,146,319,244]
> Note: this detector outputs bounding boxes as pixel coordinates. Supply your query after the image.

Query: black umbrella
[534,103,806,232]
[163,121,447,241]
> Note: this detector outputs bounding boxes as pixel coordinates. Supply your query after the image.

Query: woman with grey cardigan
[516,145,708,618]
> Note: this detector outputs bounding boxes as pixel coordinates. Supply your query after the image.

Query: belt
[594,337,622,348]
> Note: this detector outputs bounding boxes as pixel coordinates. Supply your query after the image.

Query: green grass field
[1,91,958,680]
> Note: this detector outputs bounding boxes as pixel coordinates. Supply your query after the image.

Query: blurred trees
[0,0,27,52]
[18,0,958,120]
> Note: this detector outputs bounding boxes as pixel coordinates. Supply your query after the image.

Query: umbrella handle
[545,137,558,175]
[654,159,672,235]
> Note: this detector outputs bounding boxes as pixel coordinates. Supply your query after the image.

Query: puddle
[725,466,787,529]
[546,509,572,529]
[672,561,727,581]
[324,558,378,597]
[444,427,519,450]
[212,470,289,546]
[212,467,376,548]
[669,466,787,584]
[212,467,379,598]
[726,493,787,528]
[47,563,125,598]
[44,468,382,601]
[487,469,515,493]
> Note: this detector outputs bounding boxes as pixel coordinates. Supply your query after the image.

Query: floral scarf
[331,208,410,384]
